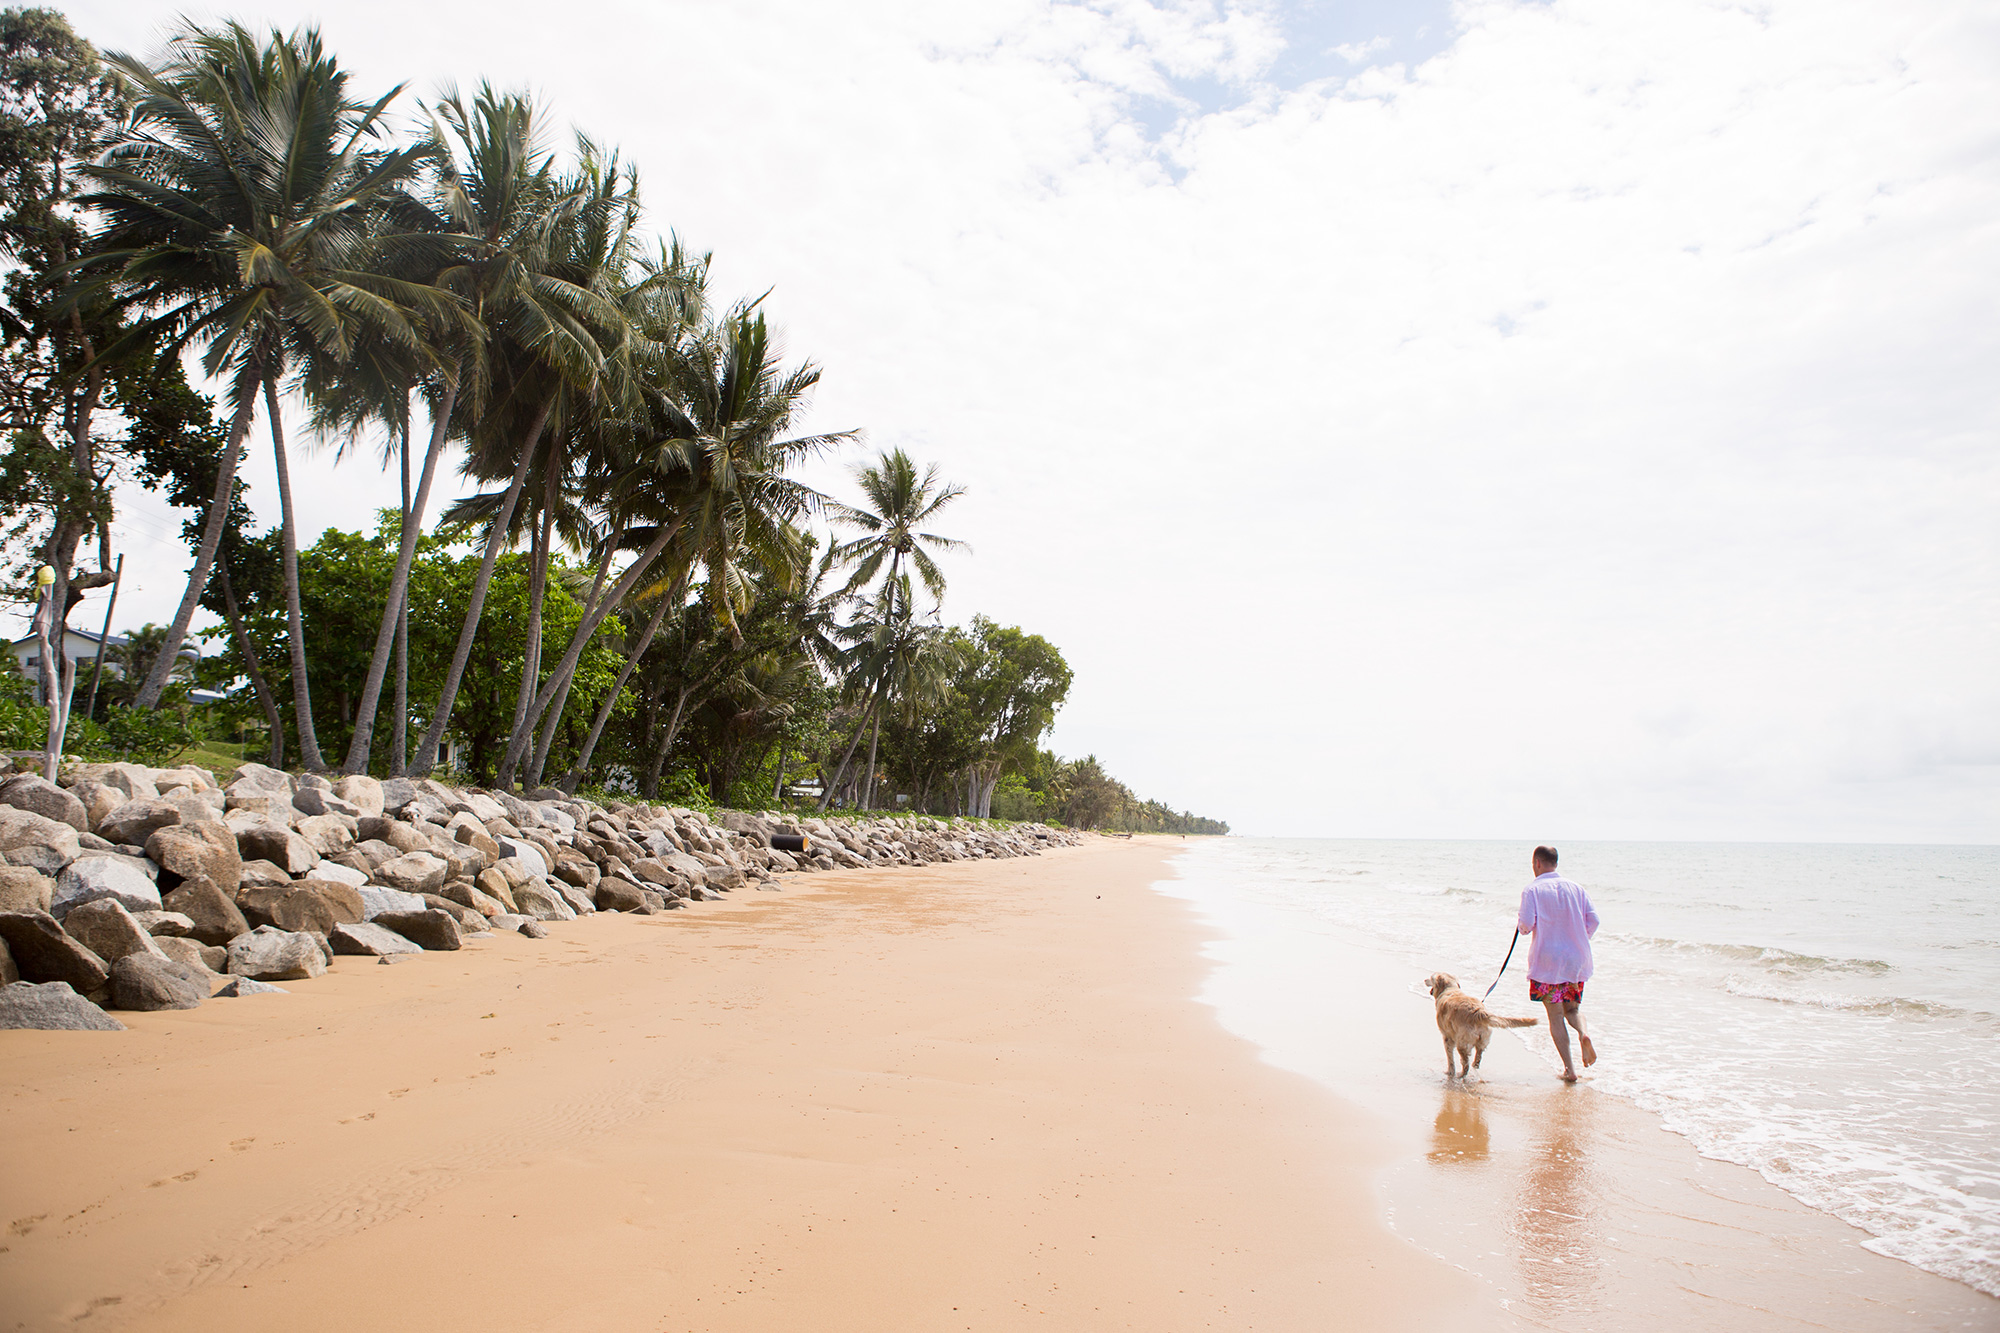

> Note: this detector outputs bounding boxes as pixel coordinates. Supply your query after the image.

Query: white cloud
[42,0,1999,841]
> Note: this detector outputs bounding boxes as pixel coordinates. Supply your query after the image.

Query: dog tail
[1489,1014,1540,1028]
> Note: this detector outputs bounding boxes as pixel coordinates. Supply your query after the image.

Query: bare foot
[1579,1035,1597,1068]
[1559,1069,1579,1083]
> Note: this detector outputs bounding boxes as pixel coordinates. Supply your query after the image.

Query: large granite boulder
[547,881,595,916]
[292,787,363,819]
[357,886,427,920]
[551,854,599,889]
[330,775,384,816]
[593,877,648,912]
[472,867,520,913]
[0,911,110,992]
[96,797,182,847]
[0,980,124,1030]
[0,865,55,915]
[233,820,319,875]
[237,858,294,888]
[52,856,162,917]
[146,822,242,896]
[151,766,214,794]
[1,774,90,831]
[237,880,364,934]
[329,920,421,957]
[357,816,428,854]
[61,898,167,965]
[439,880,508,918]
[160,879,249,946]
[94,763,159,800]
[418,894,488,933]
[371,851,448,895]
[374,908,462,951]
[308,859,368,888]
[110,953,208,1011]
[65,778,126,829]
[153,935,226,974]
[510,879,575,922]
[133,909,196,937]
[0,806,81,868]
[294,813,355,857]
[495,837,548,879]
[224,762,292,796]
[225,926,328,980]
[448,816,500,863]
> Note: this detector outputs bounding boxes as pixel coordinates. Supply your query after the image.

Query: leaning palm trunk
[389,417,412,776]
[817,698,877,813]
[341,380,457,774]
[863,714,882,810]
[497,519,680,785]
[494,495,556,787]
[219,563,285,768]
[410,397,552,776]
[266,379,325,770]
[642,686,695,798]
[551,573,681,792]
[520,542,625,787]
[134,385,258,709]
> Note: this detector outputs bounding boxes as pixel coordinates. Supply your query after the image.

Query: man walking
[1516,845,1598,1082]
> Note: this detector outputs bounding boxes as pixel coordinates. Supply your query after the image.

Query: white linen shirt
[1516,870,1599,985]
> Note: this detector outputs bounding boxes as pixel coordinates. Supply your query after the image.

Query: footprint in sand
[336,1112,377,1124]
[229,1138,255,1152]
[387,1088,410,1099]
[146,1171,198,1188]
[8,1214,46,1237]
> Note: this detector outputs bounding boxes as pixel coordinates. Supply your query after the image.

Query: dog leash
[1483,930,1520,1000]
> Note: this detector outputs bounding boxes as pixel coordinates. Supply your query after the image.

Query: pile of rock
[0,761,1082,1030]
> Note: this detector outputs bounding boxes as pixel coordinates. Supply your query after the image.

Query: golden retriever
[1425,972,1540,1078]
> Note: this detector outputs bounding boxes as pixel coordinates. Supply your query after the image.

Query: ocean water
[1163,838,2000,1298]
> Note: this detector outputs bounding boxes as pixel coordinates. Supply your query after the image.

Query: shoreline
[0,837,1474,1330]
[1157,840,1999,1330]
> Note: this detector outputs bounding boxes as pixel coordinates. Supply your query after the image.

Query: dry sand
[0,838,1475,1331]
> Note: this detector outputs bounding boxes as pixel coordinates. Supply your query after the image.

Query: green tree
[74,20,440,770]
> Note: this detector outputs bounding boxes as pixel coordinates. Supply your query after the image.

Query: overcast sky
[27,0,1999,841]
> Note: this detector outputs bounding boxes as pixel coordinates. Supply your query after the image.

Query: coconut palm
[496,302,850,787]
[818,583,964,810]
[74,21,442,769]
[406,91,637,777]
[828,447,967,622]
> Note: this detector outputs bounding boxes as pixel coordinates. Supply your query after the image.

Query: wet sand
[0,838,1473,1331]
[1161,865,2000,1332]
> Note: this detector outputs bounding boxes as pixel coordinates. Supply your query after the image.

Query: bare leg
[1542,999,1578,1082]
[1564,1000,1596,1067]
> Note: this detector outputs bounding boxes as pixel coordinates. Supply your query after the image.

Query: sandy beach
[0,838,1473,1331]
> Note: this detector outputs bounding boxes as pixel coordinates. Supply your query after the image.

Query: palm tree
[74,21,441,770]
[828,447,967,622]
[406,90,636,777]
[818,585,965,810]
[496,303,849,788]
[816,451,966,806]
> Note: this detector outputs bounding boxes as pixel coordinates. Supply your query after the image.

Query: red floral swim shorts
[1528,979,1584,1004]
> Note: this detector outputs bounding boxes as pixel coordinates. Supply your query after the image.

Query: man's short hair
[1533,845,1558,868]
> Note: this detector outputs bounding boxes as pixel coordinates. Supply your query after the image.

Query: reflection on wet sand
[1510,1087,1600,1316]
[1428,1087,1491,1165]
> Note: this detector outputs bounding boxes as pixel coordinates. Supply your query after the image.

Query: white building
[9,628,201,696]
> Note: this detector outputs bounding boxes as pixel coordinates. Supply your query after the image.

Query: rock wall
[0,762,1085,1029]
